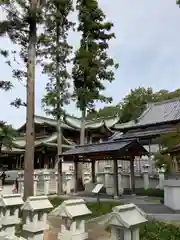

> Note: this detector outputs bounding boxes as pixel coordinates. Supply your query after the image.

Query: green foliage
[72,0,119,113]
[86,87,180,122]
[40,0,73,117]
[120,87,180,123]
[153,129,180,171]
[87,105,121,120]
[120,87,154,122]
[0,0,46,108]
[0,121,17,153]
[0,50,13,91]
[140,220,180,240]
[154,152,171,172]
[157,130,180,149]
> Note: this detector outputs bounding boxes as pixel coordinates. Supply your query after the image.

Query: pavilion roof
[110,126,176,141]
[1,146,25,154]
[113,98,180,130]
[60,139,148,161]
[14,133,75,149]
[17,115,120,132]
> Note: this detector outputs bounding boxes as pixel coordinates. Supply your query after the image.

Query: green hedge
[123,188,164,198]
[140,221,180,240]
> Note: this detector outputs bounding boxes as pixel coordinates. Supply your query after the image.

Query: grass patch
[49,197,121,218]
[87,202,121,218]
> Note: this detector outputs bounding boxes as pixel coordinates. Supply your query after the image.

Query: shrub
[123,188,164,198]
[140,220,180,240]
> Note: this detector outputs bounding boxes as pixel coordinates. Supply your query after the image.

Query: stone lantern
[22,196,53,240]
[0,194,24,237]
[98,203,147,240]
[50,199,92,240]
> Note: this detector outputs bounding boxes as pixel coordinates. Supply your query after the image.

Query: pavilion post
[74,160,78,193]
[130,158,135,194]
[91,161,96,183]
[113,159,119,198]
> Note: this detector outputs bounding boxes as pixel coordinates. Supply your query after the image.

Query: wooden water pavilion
[60,139,148,197]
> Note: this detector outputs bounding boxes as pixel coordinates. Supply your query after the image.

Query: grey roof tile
[60,139,148,157]
[114,98,180,130]
[111,127,175,140]
[137,98,180,125]
[61,140,132,156]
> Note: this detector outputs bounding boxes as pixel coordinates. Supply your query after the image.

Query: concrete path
[56,194,180,221]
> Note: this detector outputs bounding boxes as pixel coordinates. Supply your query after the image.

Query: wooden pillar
[113,159,119,198]
[130,158,135,194]
[91,161,96,183]
[74,160,78,193]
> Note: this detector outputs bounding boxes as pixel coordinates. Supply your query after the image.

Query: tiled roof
[111,127,176,140]
[18,115,120,131]
[14,133,75,149]
[60,139,148,157]
[113,98,180,130]
[64,115,120,130]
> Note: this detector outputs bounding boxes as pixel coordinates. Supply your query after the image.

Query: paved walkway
[56,194,180,221]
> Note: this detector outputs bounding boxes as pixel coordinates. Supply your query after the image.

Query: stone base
[114,196,119,200]
[164,179,180,210]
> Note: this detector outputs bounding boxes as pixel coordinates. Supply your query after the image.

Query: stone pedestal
[164,179,180,210]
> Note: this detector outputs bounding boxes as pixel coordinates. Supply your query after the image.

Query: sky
[0,0,180,128]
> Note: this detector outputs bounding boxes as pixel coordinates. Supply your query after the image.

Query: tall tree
[72,0,118,186]
[40,0,73,193]
[0,0,45,199]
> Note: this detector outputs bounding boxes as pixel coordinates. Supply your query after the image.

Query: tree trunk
[55,14,63,195]
[24,0,37,200]
[77,108,86,190]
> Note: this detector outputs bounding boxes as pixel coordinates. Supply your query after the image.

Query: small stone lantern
[22,196,53,240]
[43,171,50,195]
[65,172,72,195]
[83,171,91,189]
[17,172,24,195]
[142,164,150,190]
[98,203,147,240]
[50,199,92,240]
[0,194,24,237]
